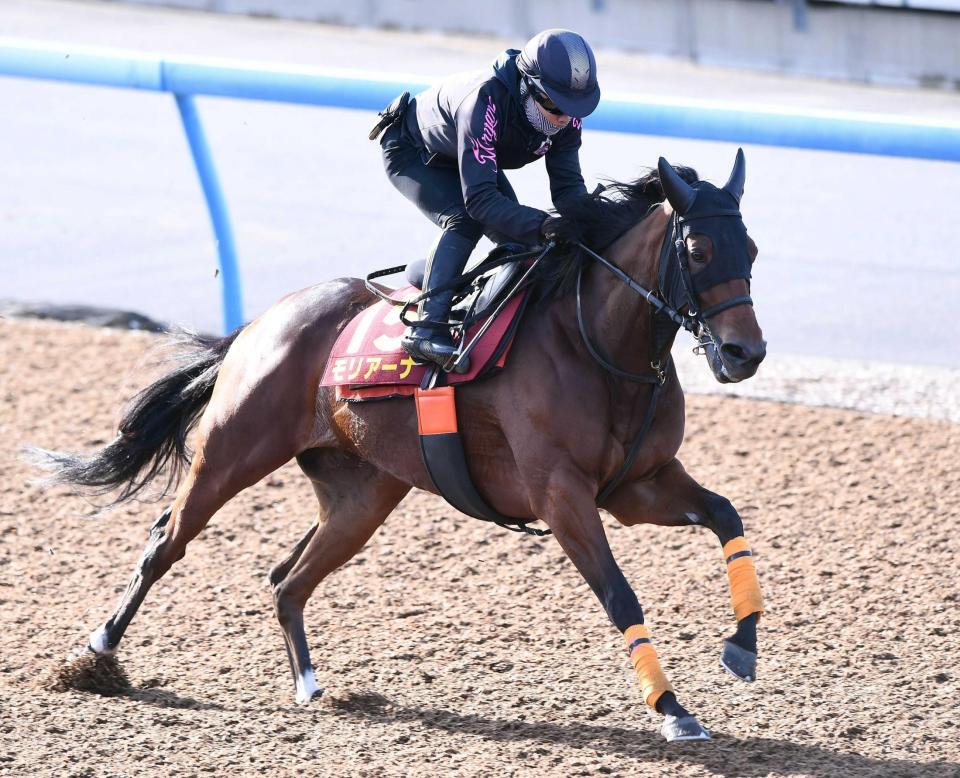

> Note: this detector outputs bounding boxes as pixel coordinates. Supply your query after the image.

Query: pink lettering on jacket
[572,117,583,130]
[470,96,498,171]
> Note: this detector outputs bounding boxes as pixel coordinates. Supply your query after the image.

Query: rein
[576,241,698,335]
[573,243,675,506]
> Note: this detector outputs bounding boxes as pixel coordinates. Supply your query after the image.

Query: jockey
[376,28,601,371]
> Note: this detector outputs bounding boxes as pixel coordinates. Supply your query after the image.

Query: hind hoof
[721,639,757,682]
[295,688,324,705]
[661,714,711,742]
[88,625,117,656]
[294,668,323,705]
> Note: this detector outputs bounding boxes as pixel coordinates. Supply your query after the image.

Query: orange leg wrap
[623,624,673,709]
[722,537,764,622]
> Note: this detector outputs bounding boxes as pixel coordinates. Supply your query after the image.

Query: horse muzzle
[703,336,766,384]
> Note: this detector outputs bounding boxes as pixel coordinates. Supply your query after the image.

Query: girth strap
[415,385,551,537]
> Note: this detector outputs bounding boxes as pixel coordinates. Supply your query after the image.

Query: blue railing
[2,38,958,331]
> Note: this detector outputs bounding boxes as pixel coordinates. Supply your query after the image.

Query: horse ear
[723,148,746,203]
[658,156,696,215]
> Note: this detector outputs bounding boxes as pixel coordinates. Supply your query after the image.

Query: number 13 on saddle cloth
[320,283,528,399]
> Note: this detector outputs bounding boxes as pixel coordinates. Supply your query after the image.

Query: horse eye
[691,251,707,263]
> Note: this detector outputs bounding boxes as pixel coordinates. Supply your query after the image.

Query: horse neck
[580,203,672,374]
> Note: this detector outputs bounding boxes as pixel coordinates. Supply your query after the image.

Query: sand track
[1,320,957,777]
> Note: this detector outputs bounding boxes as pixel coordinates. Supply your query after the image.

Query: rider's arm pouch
[368,91,410,141]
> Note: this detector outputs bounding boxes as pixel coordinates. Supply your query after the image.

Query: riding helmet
[516,29,601,119]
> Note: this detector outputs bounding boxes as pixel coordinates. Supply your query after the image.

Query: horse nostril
[720,342,765,367]
[720,343,748,365]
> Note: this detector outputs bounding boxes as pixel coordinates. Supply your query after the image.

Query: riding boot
[402,230,475,373]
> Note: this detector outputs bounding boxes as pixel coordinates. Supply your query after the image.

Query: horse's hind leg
[87,504,174,654]
[88,428,300,658]
[271,449,410,704]
[604,458,764,682]
[268,525,317,588]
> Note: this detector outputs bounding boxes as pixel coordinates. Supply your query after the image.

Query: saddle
[320,246,530,396]
[405,251,524,324]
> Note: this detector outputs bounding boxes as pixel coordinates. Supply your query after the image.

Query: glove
[540,215,581,246]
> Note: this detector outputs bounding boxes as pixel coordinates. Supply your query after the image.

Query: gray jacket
[402,50,588,245]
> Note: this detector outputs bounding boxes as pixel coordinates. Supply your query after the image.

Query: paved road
[2,0,959,367]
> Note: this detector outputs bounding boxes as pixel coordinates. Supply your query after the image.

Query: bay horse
[38,152,766,742]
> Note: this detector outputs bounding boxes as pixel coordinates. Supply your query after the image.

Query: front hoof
[661,714,711,742]
[721,639,757,682]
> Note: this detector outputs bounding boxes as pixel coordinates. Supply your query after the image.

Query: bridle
[575,205,754,384]
[574,204,754,506]
[668,210,754,320]
[663,208,754,360]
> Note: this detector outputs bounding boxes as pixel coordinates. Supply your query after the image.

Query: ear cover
[678,187,753,294]
[723,148,746,203]
[658,157,697,215]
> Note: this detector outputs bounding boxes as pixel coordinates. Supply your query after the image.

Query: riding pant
[380,122,521,338]
[380,122,520,248]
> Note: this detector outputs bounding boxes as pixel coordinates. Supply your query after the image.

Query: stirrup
[401,336,470,374]
[443,352,470,374]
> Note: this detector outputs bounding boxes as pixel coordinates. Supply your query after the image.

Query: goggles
[524,76,566,117]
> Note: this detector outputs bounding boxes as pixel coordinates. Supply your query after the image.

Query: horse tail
[30,328,244,508]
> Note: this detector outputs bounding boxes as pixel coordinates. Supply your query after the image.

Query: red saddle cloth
[320,285,526,397]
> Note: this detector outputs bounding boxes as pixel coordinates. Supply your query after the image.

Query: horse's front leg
[604,458,764,682]
[538,471,710,742]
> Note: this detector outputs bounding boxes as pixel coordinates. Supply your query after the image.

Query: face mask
[520,78,562,137]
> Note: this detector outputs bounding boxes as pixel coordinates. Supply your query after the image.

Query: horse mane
[532,164,699,300]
